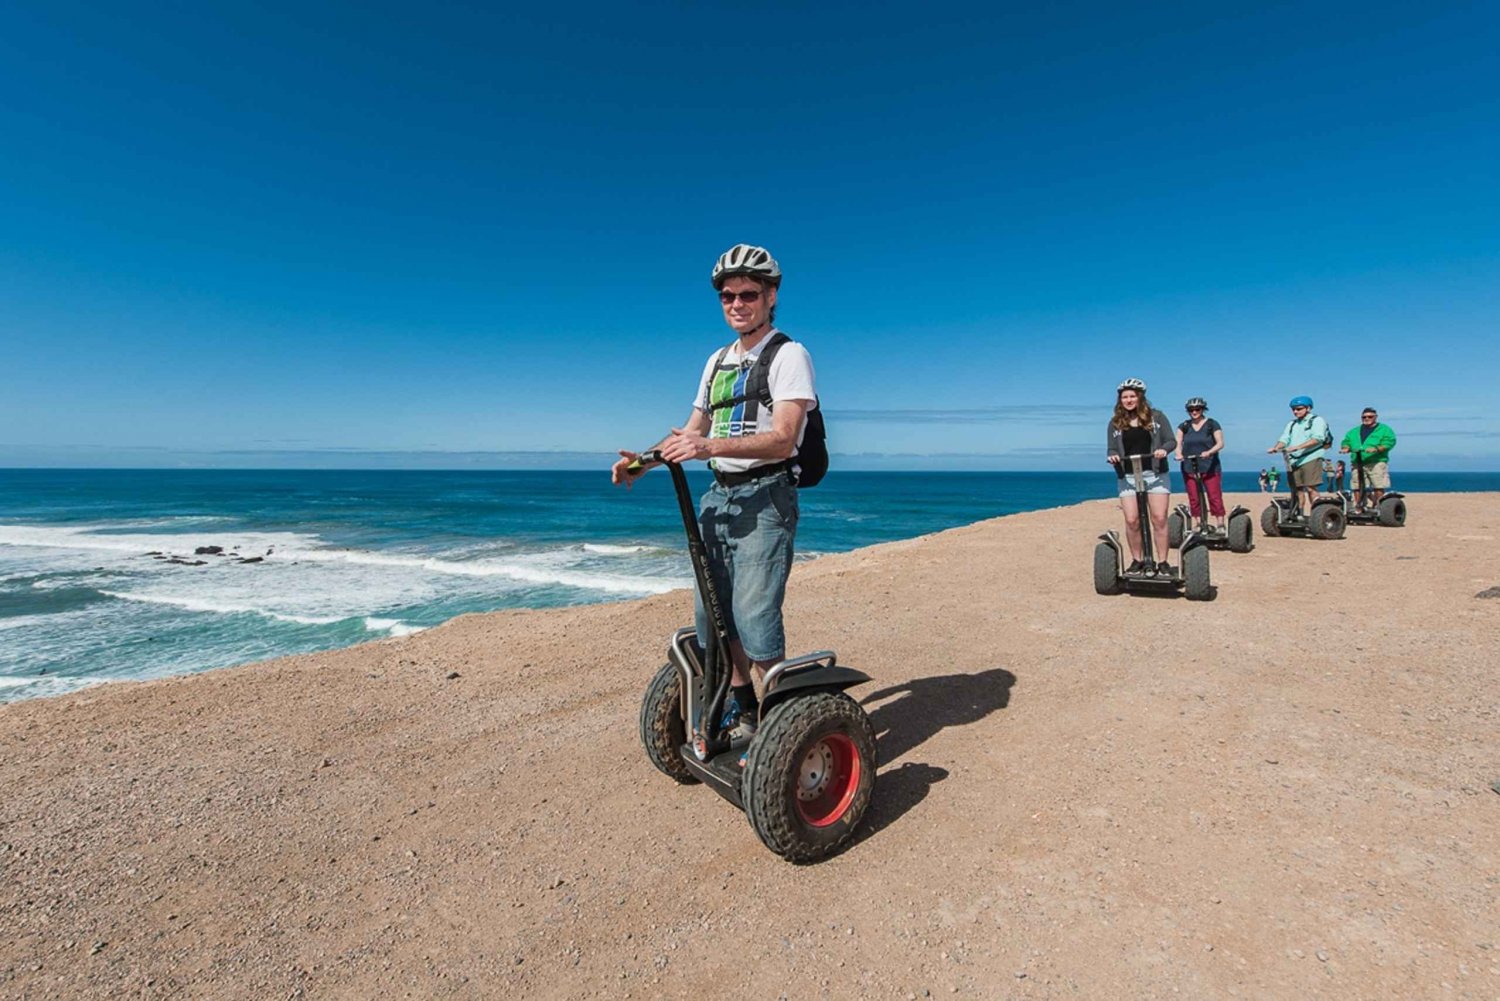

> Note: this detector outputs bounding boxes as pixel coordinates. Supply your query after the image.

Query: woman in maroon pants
[1174,397,1226,531]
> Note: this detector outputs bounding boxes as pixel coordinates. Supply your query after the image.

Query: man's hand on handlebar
[611,450,650,488]
[1107,455,1121,465]
[1153,449,1167,459]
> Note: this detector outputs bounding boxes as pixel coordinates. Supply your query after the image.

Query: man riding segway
[1339,406,1406,527]
[612,244,875,861]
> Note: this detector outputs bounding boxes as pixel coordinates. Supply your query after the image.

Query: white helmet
[711,244,781,288]
[1117,378,1146,393]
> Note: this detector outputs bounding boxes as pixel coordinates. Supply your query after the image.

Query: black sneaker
[728,708,758,743]
[1156,561,1174,577]
[1126,559,1145,575]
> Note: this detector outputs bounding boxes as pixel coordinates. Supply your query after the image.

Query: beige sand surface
[2,492,1498,1000]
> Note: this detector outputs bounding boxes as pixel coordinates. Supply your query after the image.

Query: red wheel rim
[794,732,861,828]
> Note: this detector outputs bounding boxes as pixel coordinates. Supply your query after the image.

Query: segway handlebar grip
[626,449,669,474]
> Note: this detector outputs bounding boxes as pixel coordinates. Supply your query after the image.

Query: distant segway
[1168,453,1253,553]
[1341,452,1407,528]
[1260,454,1346,540]
[629,451,876,863]
[1095,453,1213,600]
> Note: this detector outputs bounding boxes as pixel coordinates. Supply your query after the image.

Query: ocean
[2,468,1495,703]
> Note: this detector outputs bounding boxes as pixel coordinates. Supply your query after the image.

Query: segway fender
[760,666,872,719]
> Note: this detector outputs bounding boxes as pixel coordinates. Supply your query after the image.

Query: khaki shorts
[1291,461,1322,488]
[1349,460,1390,490]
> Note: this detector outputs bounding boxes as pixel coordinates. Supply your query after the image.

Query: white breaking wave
[0,523,685,596]
[287,548,684,594]
[0,615,50,632]
[582,543,656,555]
[99,590,345,626]
[364,617,425,637]
[0,676,35,689]
[0,523,311,556]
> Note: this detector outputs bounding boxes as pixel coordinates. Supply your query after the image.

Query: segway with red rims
[1260,453,1346,540]
[1168,453,1253,553]
[630,450,876,863]
[1095,453,1213,600]
[1340,452,1407,528]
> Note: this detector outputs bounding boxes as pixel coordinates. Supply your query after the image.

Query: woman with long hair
[1105,378,1176,575]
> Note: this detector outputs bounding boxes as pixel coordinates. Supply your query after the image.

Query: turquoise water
[1,468,1495,702]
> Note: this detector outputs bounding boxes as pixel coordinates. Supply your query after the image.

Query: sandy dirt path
[2,492,1497,1000]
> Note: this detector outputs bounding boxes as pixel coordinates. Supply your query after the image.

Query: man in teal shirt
[1267,396,1330,517]
[1340,407,1397,508]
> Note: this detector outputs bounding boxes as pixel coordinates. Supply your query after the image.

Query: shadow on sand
[862,667,1016,764]
[850,668,1016,845]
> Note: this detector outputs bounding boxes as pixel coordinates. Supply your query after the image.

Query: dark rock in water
[146,551,162,557]
[1476,586,1500,599]
[238,556,264,564]
[194,545,224,556]
[166,558,208,566]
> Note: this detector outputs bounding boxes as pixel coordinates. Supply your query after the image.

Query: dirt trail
[2,493,1497,1000]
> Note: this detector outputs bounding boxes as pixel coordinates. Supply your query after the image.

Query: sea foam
[98,590,346,626]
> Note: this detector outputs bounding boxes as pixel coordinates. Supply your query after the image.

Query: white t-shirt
[691,329,816,475]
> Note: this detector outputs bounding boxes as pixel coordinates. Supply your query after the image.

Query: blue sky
[3,1,1496,470]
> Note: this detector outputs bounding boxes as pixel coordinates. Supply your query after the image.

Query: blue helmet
[1289,395,1314,409]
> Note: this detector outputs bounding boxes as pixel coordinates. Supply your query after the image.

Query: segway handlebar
[1116,452,1161,467]
[625,449,668,474]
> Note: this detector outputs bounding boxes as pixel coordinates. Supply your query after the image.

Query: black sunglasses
[1187,406,1204,412]
[718,289,762,304]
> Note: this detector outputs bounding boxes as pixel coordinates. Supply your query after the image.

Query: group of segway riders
[611,243,1405,861]
[1099,382,1403,595]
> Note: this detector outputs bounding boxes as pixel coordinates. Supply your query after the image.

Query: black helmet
[1185,397,1207,411]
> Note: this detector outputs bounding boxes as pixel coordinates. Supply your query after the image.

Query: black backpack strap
[745,332,791,407]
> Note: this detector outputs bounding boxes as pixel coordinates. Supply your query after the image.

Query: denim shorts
[693,473,799,663]
[1117,468,1171,497]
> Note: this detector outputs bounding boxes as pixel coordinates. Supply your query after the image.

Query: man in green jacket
[1339,407,1397,509]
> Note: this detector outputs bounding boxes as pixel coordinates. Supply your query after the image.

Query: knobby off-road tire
[1182,545,1213,601]
[742,692,876,863]
[639,662,697,784]
[1260,504,1282,537]
[1167,511,1186,550]
[1378,496,1407,527]
[1311,503,1346,540]
[1227,512,1254,553]
[1093,542,1121,595]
